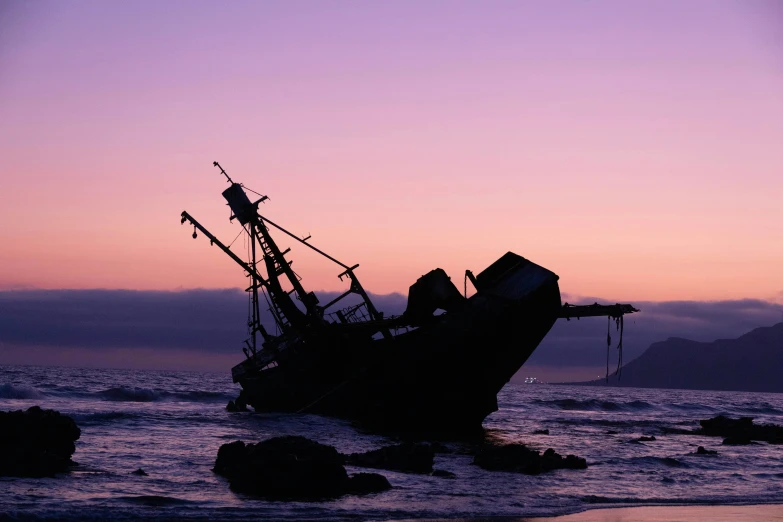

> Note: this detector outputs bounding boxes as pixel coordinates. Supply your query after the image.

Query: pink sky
[1,1,782,302]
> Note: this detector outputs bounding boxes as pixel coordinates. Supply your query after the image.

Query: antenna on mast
[214,161,233,184]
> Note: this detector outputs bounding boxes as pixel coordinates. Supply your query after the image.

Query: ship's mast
[181,161,392,355]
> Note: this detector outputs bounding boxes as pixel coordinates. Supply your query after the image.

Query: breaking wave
[95,387,231,403]
[98,387,160,402]
[0,383,44,399]
[71,411,142,424]
[534,398,655,412]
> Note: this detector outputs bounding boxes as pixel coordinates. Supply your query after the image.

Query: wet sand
[393,504,783,522]
[527,504,783,522]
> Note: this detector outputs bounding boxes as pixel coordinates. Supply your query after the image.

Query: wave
[95,387,232,403]
[629,456,684,467]
[734,404,783,415]
[583,495,712,505]
[98,387,160,402]
[534,398,655,412]
[71,411,142,424]
[0,383,44,399]
[117,495,194,506]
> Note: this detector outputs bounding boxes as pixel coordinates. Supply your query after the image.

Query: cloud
[525,296,783,381]
[0,288,407,355]
[0,289,780,378]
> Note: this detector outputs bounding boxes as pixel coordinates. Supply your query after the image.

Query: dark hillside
[574,322,783,392]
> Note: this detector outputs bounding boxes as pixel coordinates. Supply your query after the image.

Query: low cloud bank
[1,289,780,377]
[526,295,783,381]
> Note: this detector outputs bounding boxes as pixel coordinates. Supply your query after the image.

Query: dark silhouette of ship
[181,162,638,432]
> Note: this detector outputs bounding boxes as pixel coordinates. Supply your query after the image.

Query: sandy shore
[392,504,783,522]
[527,504,783,521]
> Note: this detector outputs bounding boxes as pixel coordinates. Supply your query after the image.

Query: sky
[1,1,782,379]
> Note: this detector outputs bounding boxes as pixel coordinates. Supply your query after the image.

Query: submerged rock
[427,441,452,454]
[348,472,392,494]
[473,444,587,475]
[344,442,434,474]
[214,436,390,498]
[533,429,550,435]
[699,415,783,443]
[131,468,148,476]
[723,436,753,446]
[695,446,718,455]
[637,436,656,442]
[660,426,697,435]
[226,397,248,412]
[0,406,81,478]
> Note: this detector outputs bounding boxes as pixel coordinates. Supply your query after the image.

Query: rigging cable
[606,316,611,383]
[226,228,245,250]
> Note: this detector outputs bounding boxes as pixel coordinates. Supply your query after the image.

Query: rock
[214,436,390,498]
[344,442,434,474]
[533,429,550,435]
[723,436,753,445]
[427,441,452,454]
[473,444,587,475]
[698,415,783,443]
[348,473,392,494]
[214,440,247,476]
[0,406,81,477]
[660,426,696,435]
[700,416,754,436]
[131,468,148,476]
[695,446,718,455]
[226,395,248,412]
[431,469,456,478]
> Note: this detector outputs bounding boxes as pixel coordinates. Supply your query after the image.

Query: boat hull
[236,253,562,433]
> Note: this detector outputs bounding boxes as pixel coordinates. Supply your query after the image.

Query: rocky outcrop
[473,444,587,475]
[0,406,81,477]
[344,442,434,474]
[698,416,783,444]
[213,436,390,498]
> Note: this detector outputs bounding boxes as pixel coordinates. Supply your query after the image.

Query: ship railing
[325,301,374,325]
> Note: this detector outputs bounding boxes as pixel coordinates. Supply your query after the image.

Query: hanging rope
[614,315,624,379]
[604,314,626,383]
[606,316,611,383]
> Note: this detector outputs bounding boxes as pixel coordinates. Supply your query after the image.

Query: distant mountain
[573,322,783,393]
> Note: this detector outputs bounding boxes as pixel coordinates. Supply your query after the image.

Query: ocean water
[1,365,782,521]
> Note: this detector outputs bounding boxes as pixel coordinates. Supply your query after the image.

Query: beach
[533,504,783,521]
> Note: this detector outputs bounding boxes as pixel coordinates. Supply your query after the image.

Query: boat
[181,162,638,432]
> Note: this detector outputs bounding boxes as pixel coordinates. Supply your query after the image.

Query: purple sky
[1,1,782,378]
[1,1,782,300]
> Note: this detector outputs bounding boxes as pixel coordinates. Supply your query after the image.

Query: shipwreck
[181,162,638,432]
